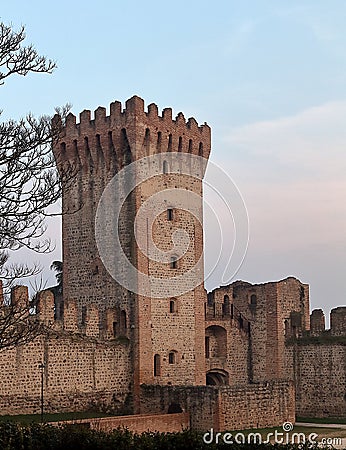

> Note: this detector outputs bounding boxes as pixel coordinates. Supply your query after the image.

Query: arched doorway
[167,403,183,413]
[205,325,227,358]
[206,369,229,386]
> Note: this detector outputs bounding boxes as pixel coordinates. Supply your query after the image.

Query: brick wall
[56,412,190,434]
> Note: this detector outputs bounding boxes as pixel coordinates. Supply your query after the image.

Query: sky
[1,1,346,322]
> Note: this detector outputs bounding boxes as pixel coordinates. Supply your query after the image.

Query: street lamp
[38,362,45,423]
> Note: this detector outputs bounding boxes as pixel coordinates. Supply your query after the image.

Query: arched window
[205,325,227,358]
[154,354,161,376]
[168,351,176,364]
[178,136,182,152]
[170,299,176,313]
[157,131,162,151]
[163,160,168,174]
[198,142,203,156]
[250,294,257,305]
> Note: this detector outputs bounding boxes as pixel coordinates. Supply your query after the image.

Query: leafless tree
[0,22,70,348]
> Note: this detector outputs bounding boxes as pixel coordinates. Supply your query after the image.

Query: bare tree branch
[0,22,72,348]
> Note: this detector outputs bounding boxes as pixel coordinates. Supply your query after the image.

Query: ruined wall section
[226,277,309,382]
[211,281,274,382]
[205,285,250,385]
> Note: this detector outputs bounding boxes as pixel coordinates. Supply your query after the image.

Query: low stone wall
[218,382,295,430]
[54,412,190,434]
[140,381,295,432]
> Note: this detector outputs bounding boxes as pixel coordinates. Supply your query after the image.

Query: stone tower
[53,96,211,408]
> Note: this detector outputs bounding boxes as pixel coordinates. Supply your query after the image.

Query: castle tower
[53,96,211,408]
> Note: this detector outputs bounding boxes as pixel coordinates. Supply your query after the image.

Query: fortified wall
[0,282,131,415]
[287,307,346,418]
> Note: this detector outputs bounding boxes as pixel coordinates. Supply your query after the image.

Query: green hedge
[0,422,322,450]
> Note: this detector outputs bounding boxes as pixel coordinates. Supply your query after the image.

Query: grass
[0,411,115,424]
[297,417,346,425]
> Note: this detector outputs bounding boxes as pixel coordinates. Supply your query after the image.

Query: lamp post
[38,362,45,423]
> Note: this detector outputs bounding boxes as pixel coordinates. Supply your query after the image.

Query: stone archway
[167,403,183,413]
[206,369,229,386]
[205,325,227,358]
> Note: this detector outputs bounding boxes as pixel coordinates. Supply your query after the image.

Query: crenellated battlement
[308,307,346,337]
[0,281,129,343]
[54,95,211,171]
[58,96,210,139]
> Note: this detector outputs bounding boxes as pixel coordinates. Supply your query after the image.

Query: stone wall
[0,333,131,415]
[287,307,346,418]
[207,278,309,383]
[293,341,346,418]
[140,382,295,432]
[0,286,132,415]
[218,382,295,431]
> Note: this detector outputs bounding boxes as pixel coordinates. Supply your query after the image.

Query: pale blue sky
[1,1,346,321]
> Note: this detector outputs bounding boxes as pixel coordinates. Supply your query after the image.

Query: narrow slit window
[170,299,176,313]
[81,305,87,326]
[205,336,210,358]
[163,160,168,174]
[178,136,182,152]
[170,256,177,269]
[154,354,161,376]
[198,142,203,156]
[157,131,162,151]
[120,310,127,334]
[167,208,173,221]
